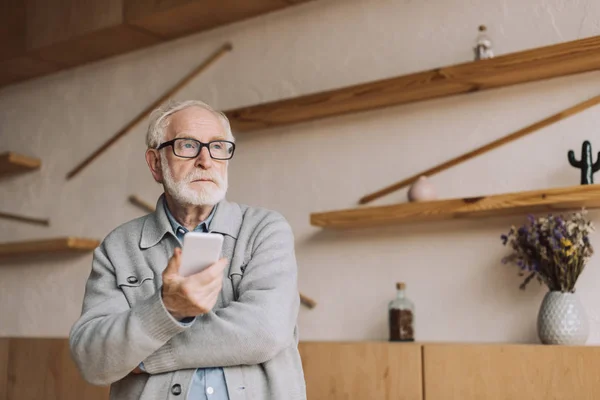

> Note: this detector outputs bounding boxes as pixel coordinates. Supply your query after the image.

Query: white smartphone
[179,232,224,277]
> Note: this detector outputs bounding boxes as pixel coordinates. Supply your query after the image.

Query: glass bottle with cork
[388,282,415,342]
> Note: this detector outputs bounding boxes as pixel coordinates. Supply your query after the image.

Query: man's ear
[145,149,163,183]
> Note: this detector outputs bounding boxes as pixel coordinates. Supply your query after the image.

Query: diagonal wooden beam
[66,42,233,180]
[299,293,317,309]
[358,93,600,205]
[0,211,49,226]
[128,194,156,213]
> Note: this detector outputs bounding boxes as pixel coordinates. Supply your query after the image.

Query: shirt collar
[163,198,216,235]
[140,193,242,249]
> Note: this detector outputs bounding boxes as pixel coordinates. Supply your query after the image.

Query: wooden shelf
[0,152,41,178]
[310,184,600,229]
[225,35,600,132]
[0,237,100,259]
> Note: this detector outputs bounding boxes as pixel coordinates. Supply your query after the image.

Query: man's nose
[195,146,213,169]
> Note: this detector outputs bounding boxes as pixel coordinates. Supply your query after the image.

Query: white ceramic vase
[537,291,589,345]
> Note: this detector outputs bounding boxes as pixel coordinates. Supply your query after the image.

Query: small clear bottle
[388,282,415,342]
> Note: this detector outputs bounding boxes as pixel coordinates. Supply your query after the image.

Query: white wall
[1,0,600,344]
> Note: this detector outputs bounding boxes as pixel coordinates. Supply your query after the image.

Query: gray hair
[145,100,234,148]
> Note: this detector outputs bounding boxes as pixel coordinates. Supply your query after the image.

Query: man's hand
[161,247,227,321]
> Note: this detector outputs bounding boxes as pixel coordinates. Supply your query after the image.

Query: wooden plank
[299,293,317,309]
[0,56,63,86]
[34,25,160,68]
[6,338,109,400]
[0,237,100,259]
[423,343,600,400]
[225,35,600,132]
[25,0,124,50]
[0,152,41,178]
[129,194,156,213]
[0,211,49,226]
[125,0,314,39]
[0,339,8,400]
[0,0,27,61]
[298,341,423,400]
[310,184,600,229]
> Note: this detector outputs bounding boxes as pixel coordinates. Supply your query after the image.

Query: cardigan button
[171,384,182,396]
[127,276,138,284]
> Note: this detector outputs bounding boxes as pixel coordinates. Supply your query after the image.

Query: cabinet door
[5,338,109,400]
[423,343,600,400]
[299,341,423,400]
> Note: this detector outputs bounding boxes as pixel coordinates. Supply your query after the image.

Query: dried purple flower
[499,208,595,292]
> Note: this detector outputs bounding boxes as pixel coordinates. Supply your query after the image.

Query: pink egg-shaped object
[407,176,437,202]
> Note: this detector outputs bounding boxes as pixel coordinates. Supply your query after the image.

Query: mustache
[184,170,223,185]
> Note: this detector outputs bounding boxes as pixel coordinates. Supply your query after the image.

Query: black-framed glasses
[156,138,236,160]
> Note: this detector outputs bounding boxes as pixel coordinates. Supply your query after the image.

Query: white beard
[161,154,228,206]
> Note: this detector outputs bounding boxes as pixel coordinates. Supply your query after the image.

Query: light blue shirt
[151,201,230,400]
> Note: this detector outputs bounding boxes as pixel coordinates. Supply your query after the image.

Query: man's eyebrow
[173,131,192,139]
[173,132,228,141]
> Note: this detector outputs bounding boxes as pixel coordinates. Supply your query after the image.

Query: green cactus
[568,140,600,184]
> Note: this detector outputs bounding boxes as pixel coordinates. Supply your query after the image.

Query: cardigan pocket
[117,268,156,306]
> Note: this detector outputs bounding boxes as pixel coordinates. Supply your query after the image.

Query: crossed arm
[69,216,299,385]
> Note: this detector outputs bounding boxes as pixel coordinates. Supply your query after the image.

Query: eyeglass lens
[173,139,234,159]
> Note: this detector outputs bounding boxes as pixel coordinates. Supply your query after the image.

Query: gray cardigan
[69,195,307,399]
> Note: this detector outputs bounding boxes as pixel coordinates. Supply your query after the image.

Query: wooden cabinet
[0,338,108,400]
[423,343,600,400]
[299,341,423,400]
[299,341,600,400]
[1,339,600,399]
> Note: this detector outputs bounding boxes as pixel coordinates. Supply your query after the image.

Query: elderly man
[69,100,306,400]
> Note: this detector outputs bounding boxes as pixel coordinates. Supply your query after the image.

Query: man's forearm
[142,215,299,374]
[69,247,193,385]
[142,295,299,373]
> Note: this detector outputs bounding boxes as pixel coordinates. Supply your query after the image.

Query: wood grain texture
[25,0,124,50]
[0,0,314,88]
[298,341,423,400]
[225,35,600,132]
[125,0,314,39]
[35,25,160,67]
[0,338,8,400]
[311,184,600,229]
[423,343,600,400]
[359,93,600,204]
[0,56,63,87]
[5,338,109,400]
[0,152,41,178]
[0,0,26,61]
[0,237,100,259]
